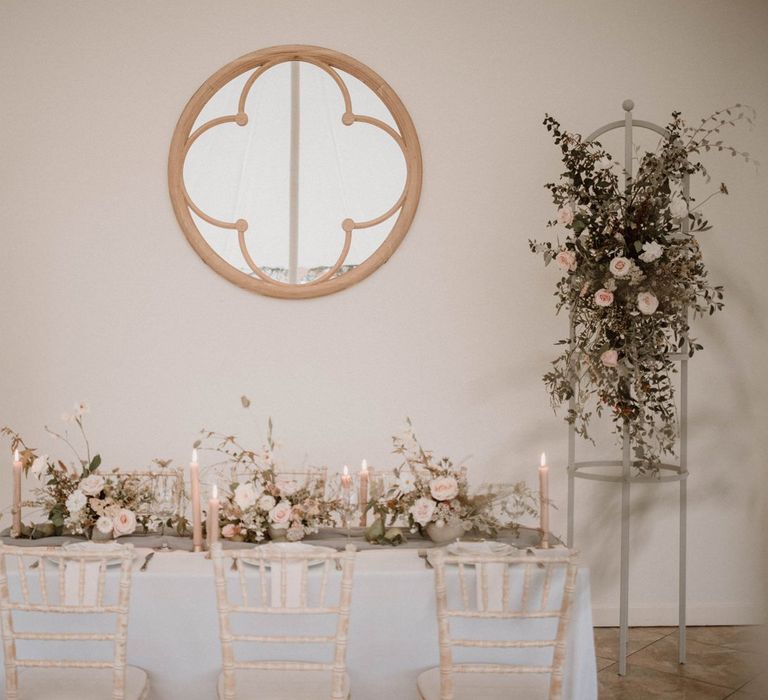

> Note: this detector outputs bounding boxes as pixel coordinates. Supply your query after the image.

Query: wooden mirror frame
[168,45,423,299]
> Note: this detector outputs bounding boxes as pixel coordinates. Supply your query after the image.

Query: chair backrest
[0,544,135,700]
[430,548,579,700]
[211,543,356,700]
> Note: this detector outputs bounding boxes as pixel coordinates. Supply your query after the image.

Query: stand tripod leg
[618,422,631,675]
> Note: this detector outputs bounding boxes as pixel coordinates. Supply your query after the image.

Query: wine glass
[153,475,179,551]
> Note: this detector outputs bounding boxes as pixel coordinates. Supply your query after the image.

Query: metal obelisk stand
[566,99,689,676]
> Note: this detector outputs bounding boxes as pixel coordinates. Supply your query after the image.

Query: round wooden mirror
[168,45,422,298]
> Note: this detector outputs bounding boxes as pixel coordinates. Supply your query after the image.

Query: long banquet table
[0,530,597,699]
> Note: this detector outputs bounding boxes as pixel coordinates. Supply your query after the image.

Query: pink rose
[222,523,241,539]
[594,289,614,307]
[600,349,619,367]
[112,508,137,536]
[609,256,631,277]
[557,205,574,226]
[429,477,459,502]
[269,500,292,525]
[555,250,577,272]
[637,291,659,315]
[409,497,436,526]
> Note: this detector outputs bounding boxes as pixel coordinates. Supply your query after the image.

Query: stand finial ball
[622,99,635,112]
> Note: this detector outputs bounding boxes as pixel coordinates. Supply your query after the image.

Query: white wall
[1,0,766,625]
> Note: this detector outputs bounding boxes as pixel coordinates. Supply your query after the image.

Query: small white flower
[637,291,660,315]
[96,516,114,536]
[65,490,87,514]
[600,349,619,367]
[669,196,688,220]
[258,494,276,512]
[639,241,664,263]
[609,256,632,278]
[556,205,574,226]
[74,401,90,417]
[605,278,617,292]
[80,474,105,496]
[396,468,416,495]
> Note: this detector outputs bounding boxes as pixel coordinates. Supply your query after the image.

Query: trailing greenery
[530,107,754,472]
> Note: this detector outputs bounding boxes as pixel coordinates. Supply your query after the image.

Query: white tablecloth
[0,547,597,699]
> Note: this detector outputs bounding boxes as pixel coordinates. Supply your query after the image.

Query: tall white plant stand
[565,100,689,676]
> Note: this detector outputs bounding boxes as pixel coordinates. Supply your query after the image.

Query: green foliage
[532,107,754,472]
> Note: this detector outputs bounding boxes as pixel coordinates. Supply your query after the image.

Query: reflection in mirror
[169,46,422,298]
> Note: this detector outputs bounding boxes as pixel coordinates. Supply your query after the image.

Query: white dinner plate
[60,541,137,567]
[240,542,338,568]
[445,541,517,557]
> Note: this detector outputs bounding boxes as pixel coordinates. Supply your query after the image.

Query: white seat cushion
[417,666,551,700]
[16,665,149,700]
[217,669,350,699]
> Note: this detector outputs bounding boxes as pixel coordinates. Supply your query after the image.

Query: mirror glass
[169,47,422,297]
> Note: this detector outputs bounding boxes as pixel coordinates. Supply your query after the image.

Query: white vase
[425,522,464,544]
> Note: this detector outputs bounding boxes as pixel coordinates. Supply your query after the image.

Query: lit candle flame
[212,484,218,500]
[343,465,349,476]
[540,452,547,468]
[13,449,20,463]
[191,448,198,464]
[360,458,368,473]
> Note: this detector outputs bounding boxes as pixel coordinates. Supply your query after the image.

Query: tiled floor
[596,626,766,699]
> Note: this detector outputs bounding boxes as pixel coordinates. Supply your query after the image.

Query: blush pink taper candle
[539,452,549,549]
[12,449,22,538]
[189,449,203,552]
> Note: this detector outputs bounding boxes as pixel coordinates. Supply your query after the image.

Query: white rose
[30,455,48,480]
[555,250,577,272]
[639,241,664,263]
[410,497,436,526]
[269,500,292,525]
[234,482,260,510]
[275,477,299,497]
[96,516,114,536]
[600,349,619,367]
[669,196,688,220]
[80,474,105,496]
[429,477,459,502]
[258,494,276,512]
[594,289,614,307]
[556,205,574,226]
[609,256,632,278]
[65,490,87,514]
[637,291,659,315]
[112,508,137,536]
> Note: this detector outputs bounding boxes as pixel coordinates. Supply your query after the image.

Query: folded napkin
[262,542,323,609]
[62,542,125,606]
[447,541,515,612]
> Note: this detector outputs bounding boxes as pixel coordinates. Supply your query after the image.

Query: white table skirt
[0,547,597,699]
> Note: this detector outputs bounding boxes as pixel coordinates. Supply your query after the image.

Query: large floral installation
[2,403,155,538]
[368,419,537,540]
[197,402,340,542]
[530,107,754,471]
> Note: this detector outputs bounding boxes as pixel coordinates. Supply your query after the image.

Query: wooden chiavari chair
[211,543,356,700]
[417,549,579,700]
[0,544,148,700]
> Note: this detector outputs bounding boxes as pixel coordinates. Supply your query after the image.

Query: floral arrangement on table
[367,419,538,543]
[197,401,340,542]
[3,403,159,539]
[529,106,755,472]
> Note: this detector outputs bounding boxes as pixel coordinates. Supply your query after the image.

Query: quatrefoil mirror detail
[168,45,422,298]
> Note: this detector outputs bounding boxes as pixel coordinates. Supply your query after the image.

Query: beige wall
[1,0,766,624]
